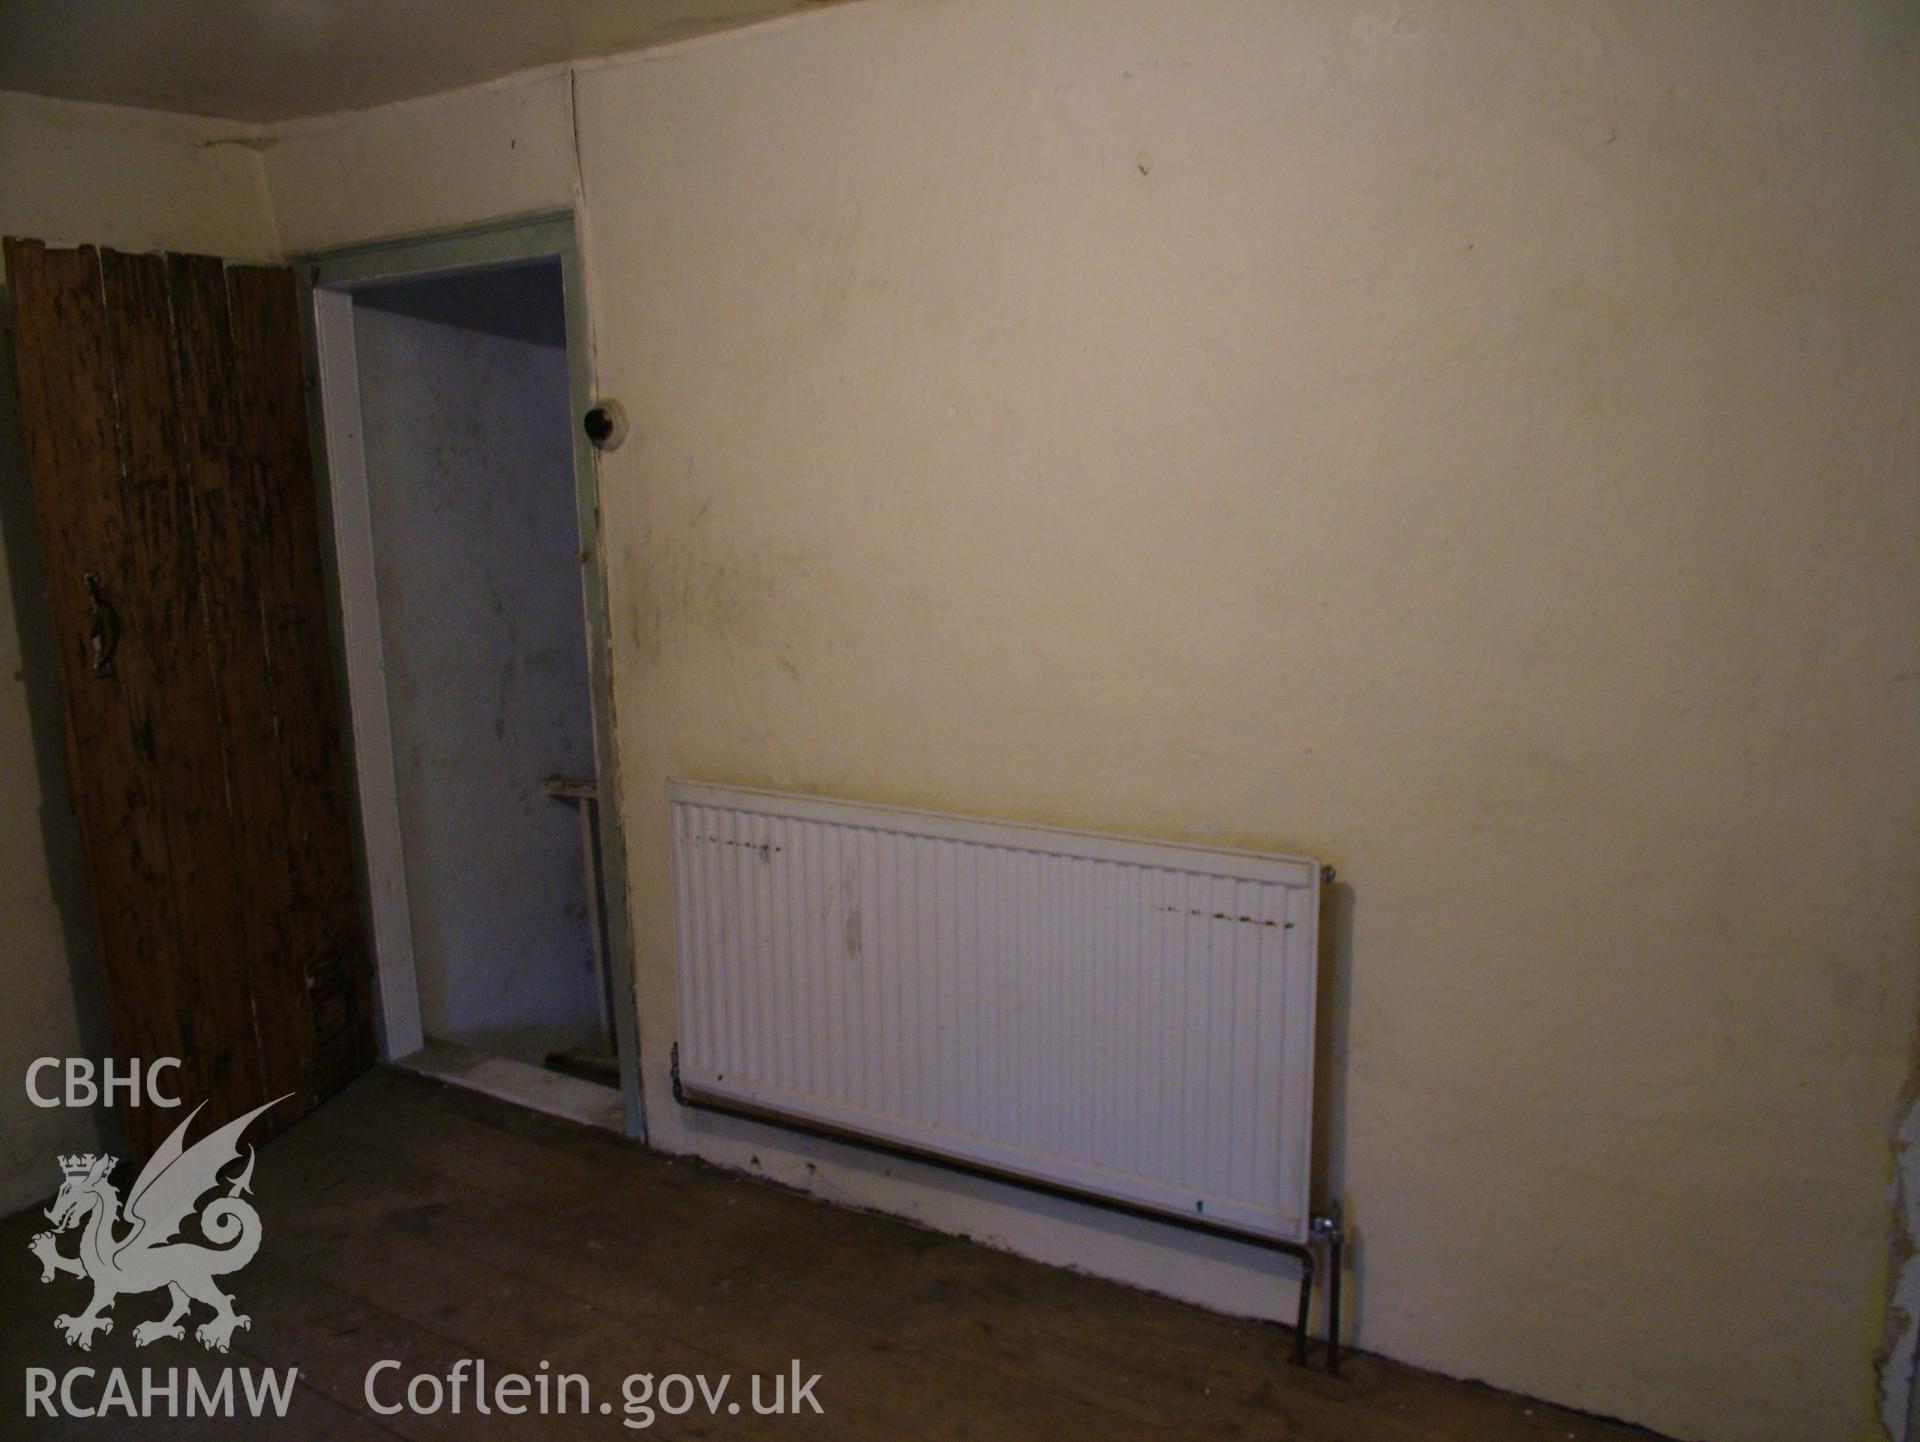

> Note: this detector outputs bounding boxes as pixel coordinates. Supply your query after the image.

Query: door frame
[294,210,645,1141]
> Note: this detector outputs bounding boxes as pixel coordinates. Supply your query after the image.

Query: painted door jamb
[293,209,645,1142]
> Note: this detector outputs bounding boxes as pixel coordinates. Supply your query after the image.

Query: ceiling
[0,0,836,122]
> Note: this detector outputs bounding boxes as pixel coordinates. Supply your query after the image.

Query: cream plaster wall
[572,8,1919,1441]
[0,90,278,258]
[55,3,1920,1439]
[263,69,575,254]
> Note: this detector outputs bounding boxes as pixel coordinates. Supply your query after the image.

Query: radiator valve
[1310,1203,1343,1243]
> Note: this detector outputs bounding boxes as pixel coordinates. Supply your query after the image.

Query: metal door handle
[83,571,118,678]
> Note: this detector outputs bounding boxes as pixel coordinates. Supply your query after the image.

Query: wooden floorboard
[5,1068,1666,1440]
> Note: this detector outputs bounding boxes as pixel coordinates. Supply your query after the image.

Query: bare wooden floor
[5,1070,1662,1440]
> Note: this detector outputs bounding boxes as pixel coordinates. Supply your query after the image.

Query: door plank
[225,263,374,1097]
[2,243,118,814]
[3,241,192,1156]
[6,238,374,1158]
[98,247,271,1147]
[102,248,278,1145]
[166,251,315,1118]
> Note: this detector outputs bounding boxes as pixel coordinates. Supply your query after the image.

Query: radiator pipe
[1310,1204,1344,1376]
[1329,1228,1343,1374]
[671,1044,1344,1374]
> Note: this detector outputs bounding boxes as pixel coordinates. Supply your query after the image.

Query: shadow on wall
[354,261,568,347]
[0,287,116,1174]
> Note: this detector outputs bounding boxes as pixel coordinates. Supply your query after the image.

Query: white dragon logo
[28,1096,283,1353]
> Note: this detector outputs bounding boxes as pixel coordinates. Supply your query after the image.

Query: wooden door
[4,239,374,1159]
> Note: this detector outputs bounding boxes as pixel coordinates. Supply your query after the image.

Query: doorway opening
[302,215,642,1139]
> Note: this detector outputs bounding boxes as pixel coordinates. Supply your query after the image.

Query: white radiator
[668,782,1323,1242]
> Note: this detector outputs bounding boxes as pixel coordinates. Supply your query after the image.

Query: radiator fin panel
[669,782,1320,1242]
